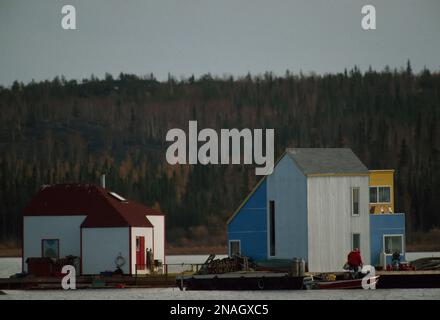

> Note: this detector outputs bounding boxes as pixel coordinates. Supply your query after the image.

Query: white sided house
[227,148,371,272]
[22,184,165,275]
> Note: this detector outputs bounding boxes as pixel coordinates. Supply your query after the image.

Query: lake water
[1,256,440,300]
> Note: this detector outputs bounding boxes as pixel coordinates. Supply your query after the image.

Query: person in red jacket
[347,248,363,272]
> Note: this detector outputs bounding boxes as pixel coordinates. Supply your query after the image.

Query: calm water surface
[1,257,439,300]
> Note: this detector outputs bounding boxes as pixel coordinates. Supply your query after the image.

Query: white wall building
[228,148,371,272]
[22,184,165,275]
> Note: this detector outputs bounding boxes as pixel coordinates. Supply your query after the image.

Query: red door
[136,236,145,270]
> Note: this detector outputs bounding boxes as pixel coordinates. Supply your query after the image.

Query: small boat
[313,275,380,290]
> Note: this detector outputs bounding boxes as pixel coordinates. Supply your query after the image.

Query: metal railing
[135,262,205,277]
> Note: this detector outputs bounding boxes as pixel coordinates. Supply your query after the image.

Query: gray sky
[0,0,439,86]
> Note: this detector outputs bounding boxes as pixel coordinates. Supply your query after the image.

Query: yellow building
[369,170,395,214]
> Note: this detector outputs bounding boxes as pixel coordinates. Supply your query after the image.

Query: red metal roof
[23,184,163,228]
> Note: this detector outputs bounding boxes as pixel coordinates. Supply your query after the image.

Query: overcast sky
[0,0,439,86]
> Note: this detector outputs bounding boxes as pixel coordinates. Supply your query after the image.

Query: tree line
[0,64,439,247]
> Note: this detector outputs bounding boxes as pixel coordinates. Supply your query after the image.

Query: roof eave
[226,150,287,225]
[306,172,370,177]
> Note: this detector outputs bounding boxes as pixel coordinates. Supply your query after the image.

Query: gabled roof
[23,184,163,228]
[227,148,369,224]
[286,148,368,176]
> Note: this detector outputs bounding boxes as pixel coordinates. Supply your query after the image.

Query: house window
[136,237,140,250]
[42,239,59,258]
[352,187,360,216]
[370,186,391,203]
[269,200,276,256]
[352,233,360,251]
[379,187,391,203]
[229,240,240,256]
[384,235,403,254]
[369,187,378,203]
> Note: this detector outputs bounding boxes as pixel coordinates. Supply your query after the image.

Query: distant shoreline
[0,246,227,258]
[166,246,227,255]
[3,246,440,258]
[0,248,21,258]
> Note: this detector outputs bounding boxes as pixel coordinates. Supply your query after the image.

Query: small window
[370,186,391,204]
[379,187,391,203]
[384,235,403,254]
[229,240,240,256]
[352,233,360,251]
[269,200,276,256]
[369,187,378,203]
[42,239,59,258]
[352,187,360,216]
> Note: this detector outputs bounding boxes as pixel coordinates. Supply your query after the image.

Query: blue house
[368,170,406,267]
[370,214,406,267]
[227,148,406,272]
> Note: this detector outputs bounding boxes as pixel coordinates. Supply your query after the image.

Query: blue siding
[370,214,405,266]
[267,156,308,261]
[228,180,267,261]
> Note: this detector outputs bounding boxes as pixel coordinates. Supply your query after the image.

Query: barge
[177,272,306,290]
[177,270,440,291]
[377,270,440,289]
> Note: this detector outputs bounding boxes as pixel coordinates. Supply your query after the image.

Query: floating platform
[178,270,440,291]
[376,270,440,289]
[177,272,306,290]
[0,275,176,290]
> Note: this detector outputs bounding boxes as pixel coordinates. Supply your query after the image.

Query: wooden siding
[307,175,370,272]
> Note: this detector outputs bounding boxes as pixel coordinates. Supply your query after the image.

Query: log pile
[197,255,256,275]
[410,257,440,270]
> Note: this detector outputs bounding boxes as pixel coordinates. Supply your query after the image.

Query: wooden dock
[0,275,177,290]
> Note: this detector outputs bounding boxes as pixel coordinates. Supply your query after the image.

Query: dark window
[370,186,391,203]
[369,187,378,203]
[229,240,240,256]
[269,200,276,256]
[352,187,360,216]
[384,235,403,254]
[352,233,360,251]
[379,187,391,203]
[42,239,59,258]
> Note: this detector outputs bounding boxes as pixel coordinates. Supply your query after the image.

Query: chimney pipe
[101,174,106,189]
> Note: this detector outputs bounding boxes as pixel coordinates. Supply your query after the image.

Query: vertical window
[42,239,59,258]
[384,235,403,254]
[369,187,377,203]
[352,187,360,216]
[229,240,240,256]
[269,200,276,256]
[352,233,360,251]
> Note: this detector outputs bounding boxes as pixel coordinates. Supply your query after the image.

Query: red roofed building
[22,184,165,275]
